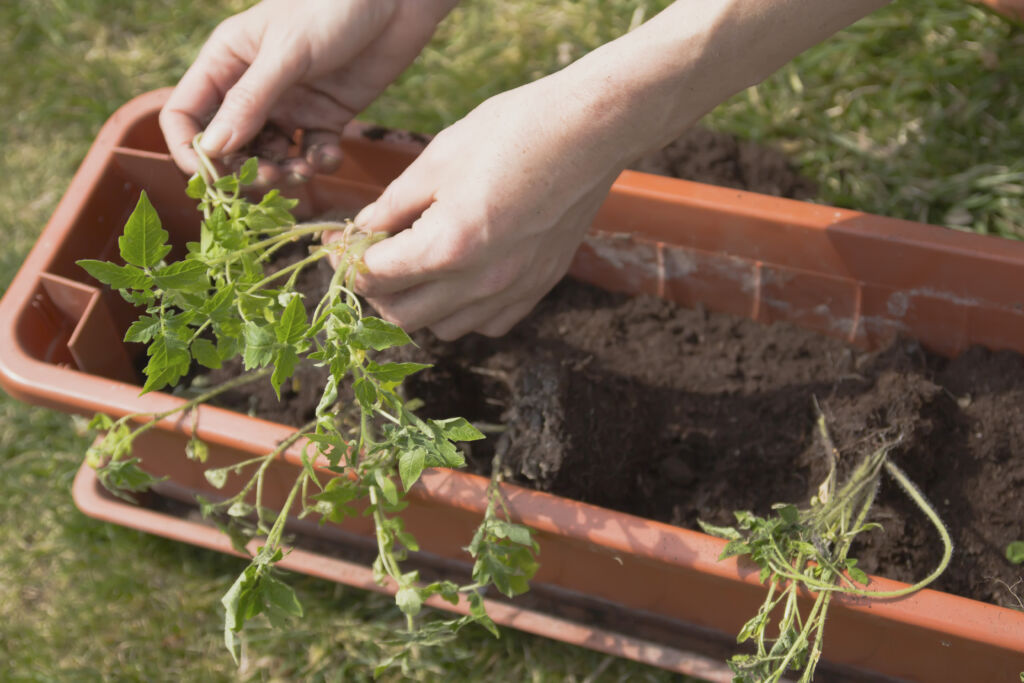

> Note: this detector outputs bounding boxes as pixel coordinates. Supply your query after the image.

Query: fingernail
[286,170,309,186]
[307,144,343,171]
[200,121,232,154]
[319,144,343,169]
[354,202,376,228]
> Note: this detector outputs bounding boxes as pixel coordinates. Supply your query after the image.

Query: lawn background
[2,1,1022,681]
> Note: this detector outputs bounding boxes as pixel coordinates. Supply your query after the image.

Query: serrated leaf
[262,574,303,619]
[697,519,743,540]
[719,540,752,561]
[238,157,259,185]
[351,317,412,351]
[77,259,151,290]
[242,321,277,369]
[398,448,426,491]
[353,377,377,411]
[503,523,534,547]
[368,361,432,383]
[141,333,191,394]
[152,259,209,292]
[214,174,239,194]
[271,346,299,399]
[124,316,161,344]
[119,191,171,268]
[185,172,207,199]
[276,294,308,344]
[191,338,221,369]
[201,284,236,318]
[433,417,485,442]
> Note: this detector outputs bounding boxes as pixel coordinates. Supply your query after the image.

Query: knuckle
[222,83,261,116]
[209,16,242,45]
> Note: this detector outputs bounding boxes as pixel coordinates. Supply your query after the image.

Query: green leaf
[96,458,163,501]
[697,519,743,541]
[774,503,799,526]
[185,172,207,199]
[88,413,114,430]
[227,501,254,518]
[719,540,752,560]
[201,284,236,318]
[316,375,339,418]
[271,346,299,398]
[205,467,230,489]
[124,316,161,344]
[398,448,426,491]
[848,566,870,585]
[77,260,151,290]
[374,469,398,506]
[238,157,259,185]
[432,417,485,442]
[221,566,259,664]
[186,437,208,463]
[276,295,308,344]
[396,587,423,617]
[351,317,413,351]
[1006,541,1024,564]
[367,361,432,383]
[262,574,303,620]
[502,523,534,548]
[152,259,209,292]
[353,377,377,411]
[119,191,171,268]
[214,174,239,194]
[141,333,191,394]
[467,592,499,638]
[242,322,277,369]
[191,338,221,369]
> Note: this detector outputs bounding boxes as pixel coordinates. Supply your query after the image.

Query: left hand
[335,74,628,340]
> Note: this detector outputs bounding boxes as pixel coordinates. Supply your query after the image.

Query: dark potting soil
[205,131,1024,611]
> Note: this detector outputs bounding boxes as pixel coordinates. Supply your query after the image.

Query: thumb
[199,51,305,156]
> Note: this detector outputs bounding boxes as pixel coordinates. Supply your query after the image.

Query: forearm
[552,0,890,167]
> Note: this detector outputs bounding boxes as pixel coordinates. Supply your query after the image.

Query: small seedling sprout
[700,408,952,682]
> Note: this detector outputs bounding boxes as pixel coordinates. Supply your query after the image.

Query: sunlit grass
[1,0,1021,679]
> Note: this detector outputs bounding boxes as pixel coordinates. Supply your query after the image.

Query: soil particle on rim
[204,129,1024,610]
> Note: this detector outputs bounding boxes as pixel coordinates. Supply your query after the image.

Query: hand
[159,0,455,185]
[342,75,630,340]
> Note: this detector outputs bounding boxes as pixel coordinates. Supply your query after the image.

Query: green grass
[1,0,1022,680]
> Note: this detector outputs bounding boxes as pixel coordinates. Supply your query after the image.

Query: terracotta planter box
[977,0,1024,20]
[2,89,1022,682]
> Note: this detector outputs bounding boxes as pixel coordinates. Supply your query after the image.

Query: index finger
[159,48,248,174]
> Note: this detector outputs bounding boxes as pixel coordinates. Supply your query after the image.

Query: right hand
[160,0,455,185]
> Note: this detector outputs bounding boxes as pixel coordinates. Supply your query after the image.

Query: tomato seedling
[700,410,951,682]
[79,137,538,671]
